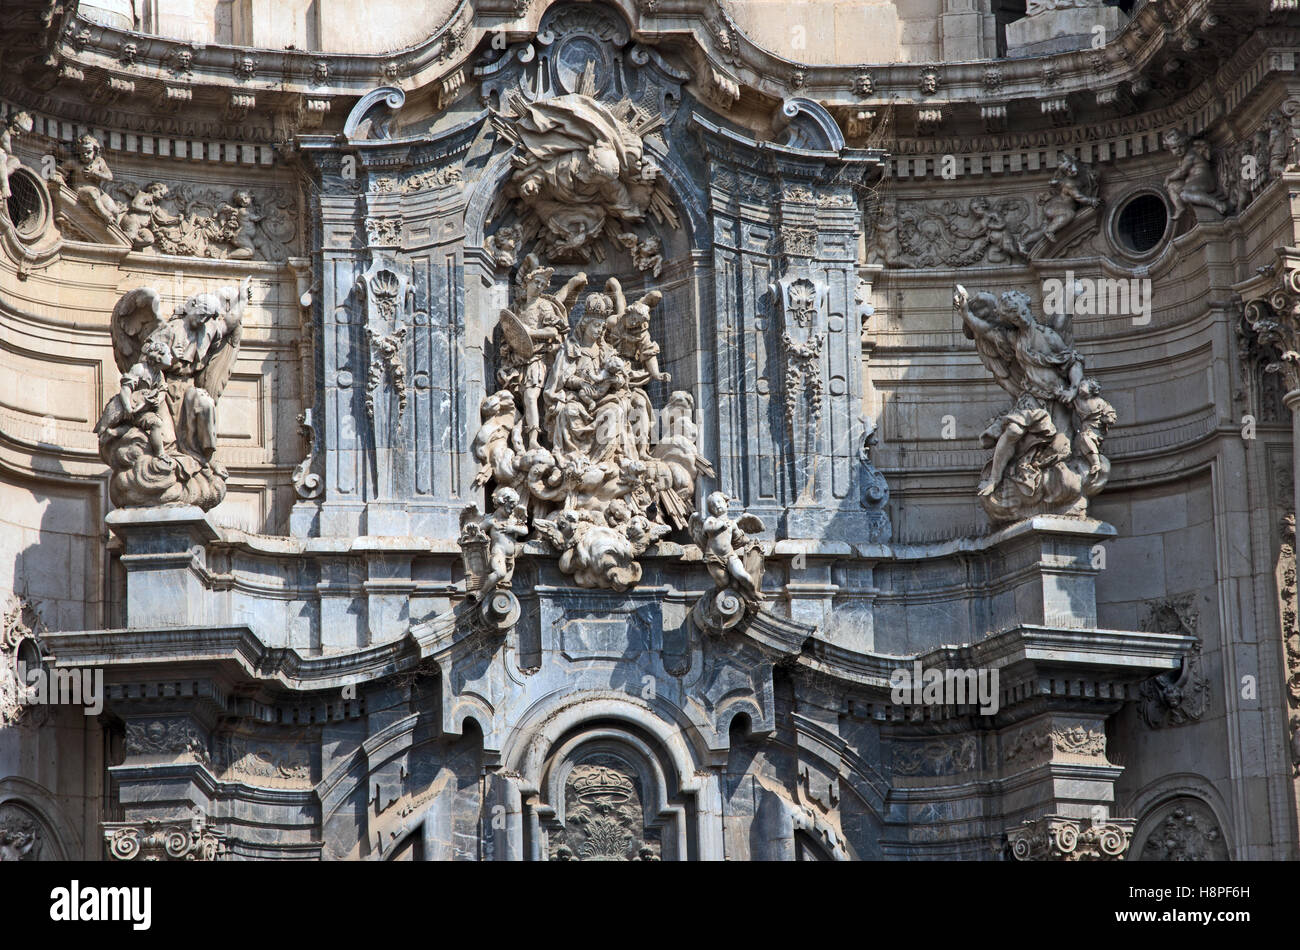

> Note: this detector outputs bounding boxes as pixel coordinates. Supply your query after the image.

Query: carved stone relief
[1138,596,1210,728]
[893,736,978,776]
[490,89,678,264]
[893,197,1031,268]
[1134,799,1228,861]
[213,735,311,783]
[472,262,712,591]
[0,802,44,861]
[46,136,298,259]
[124,718,210,765]
[549,755,661,861]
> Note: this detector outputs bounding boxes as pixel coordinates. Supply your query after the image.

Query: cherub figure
[210,190,259,260]
[118,182,180,251]
[616,232,664,277]
[1024,154,1101,246]
[485,223,524,268]
[1072,379,1116,477]
[605,277,670,383]
[690,491,765,604]
[463,486,530,600]
[1164,130,1229,217]
[969,197,1028,264]
[94,337,175,464]
[581,353,630,410]
[0,111,34,202]
[56,134,125,224]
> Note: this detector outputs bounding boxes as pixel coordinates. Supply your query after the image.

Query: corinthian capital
[1243,257,1300,395]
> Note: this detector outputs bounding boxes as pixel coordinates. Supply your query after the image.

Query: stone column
[1243,262,1300,526]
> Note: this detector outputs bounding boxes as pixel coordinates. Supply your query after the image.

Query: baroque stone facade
[0,0,1297,862]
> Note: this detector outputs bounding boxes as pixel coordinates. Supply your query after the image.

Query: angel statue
[690,491,766,604]
[954,284,1113,522]
[94,278,250,510]
[496,254,588,450]
[458,486,530,603]
[491,90,675,260]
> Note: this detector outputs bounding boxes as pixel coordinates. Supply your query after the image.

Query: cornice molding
[1,0,1295,150]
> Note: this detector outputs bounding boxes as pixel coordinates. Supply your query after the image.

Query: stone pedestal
[1006,2,1123,58]
[106,507,219,629]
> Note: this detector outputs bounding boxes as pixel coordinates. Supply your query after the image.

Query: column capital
[1242,250,1300,397]
[1006,815,1134,862]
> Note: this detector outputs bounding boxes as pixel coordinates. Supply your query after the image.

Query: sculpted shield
[499,308,535,361]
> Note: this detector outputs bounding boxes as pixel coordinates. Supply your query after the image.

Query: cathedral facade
[0,0,1295,861]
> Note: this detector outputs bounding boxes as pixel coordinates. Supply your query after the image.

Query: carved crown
[571,765,634,804]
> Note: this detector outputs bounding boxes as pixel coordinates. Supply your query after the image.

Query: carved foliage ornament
[1244,266,1300,395]
[355,263,414,426]
[0,597,44,728]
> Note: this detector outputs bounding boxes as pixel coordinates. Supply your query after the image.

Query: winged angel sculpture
[94,279,250,510]
[954,284,1115,522]
[490,86,678,263]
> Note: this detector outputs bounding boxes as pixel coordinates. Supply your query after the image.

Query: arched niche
[0,777,79,860]
[1129,794,1230,862]
[536,723,692,861]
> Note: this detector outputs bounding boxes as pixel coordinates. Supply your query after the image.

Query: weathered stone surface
[0,0,1295,862]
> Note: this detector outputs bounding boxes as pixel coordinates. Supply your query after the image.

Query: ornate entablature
[7,0,1300,867]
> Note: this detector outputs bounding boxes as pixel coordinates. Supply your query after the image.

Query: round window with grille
[1111,190,1171,259]
[4,168,49,242]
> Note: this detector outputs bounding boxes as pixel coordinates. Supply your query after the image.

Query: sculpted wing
[195,277,250,399]
[971,321,1025,397]
[736,514,765,535]
[532,517,565,550]
[688,511,706,550]
[109,288,164,373]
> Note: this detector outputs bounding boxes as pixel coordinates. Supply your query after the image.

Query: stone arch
[0,777,80,860]
[1126,776,1232,861]
[500,691,723,860]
